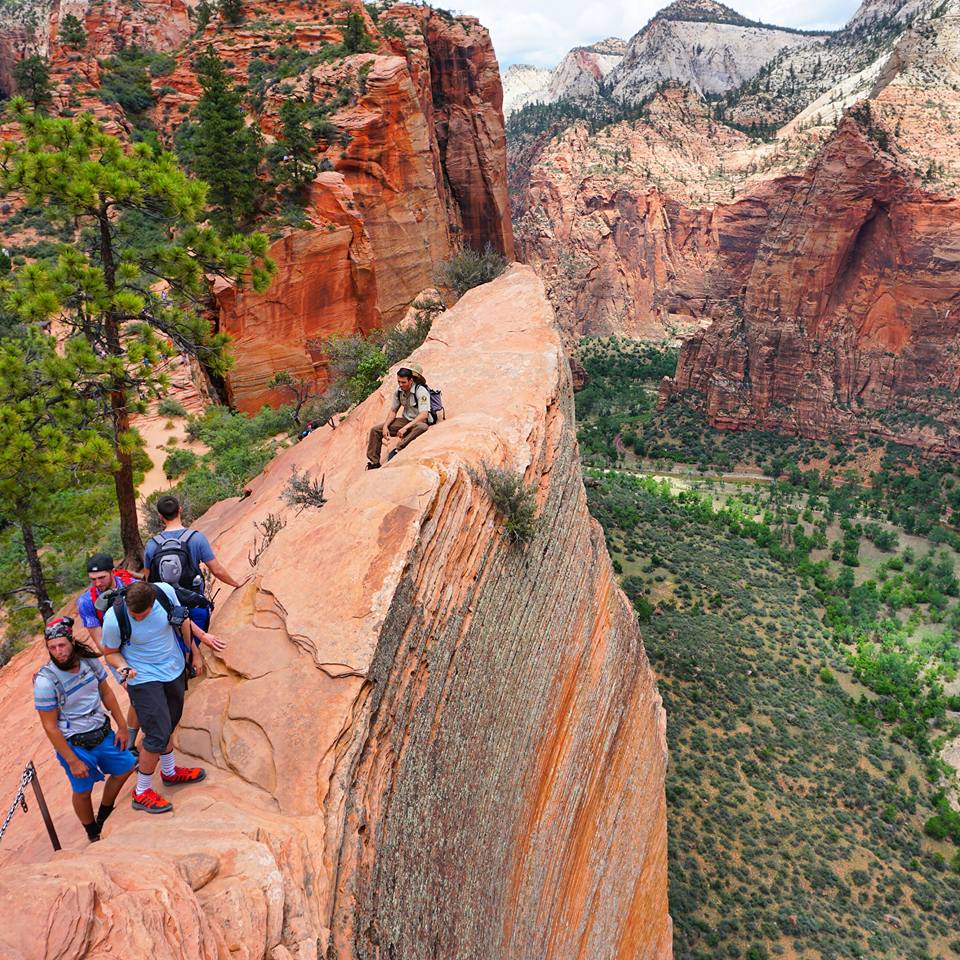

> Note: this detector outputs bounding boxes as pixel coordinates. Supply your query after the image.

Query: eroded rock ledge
[0,266,671,960]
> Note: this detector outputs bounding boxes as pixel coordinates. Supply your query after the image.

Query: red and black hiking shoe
[161,766,206,786]
[131,788,173,814]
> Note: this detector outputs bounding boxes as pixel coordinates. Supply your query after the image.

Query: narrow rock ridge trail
[0,266,672,960]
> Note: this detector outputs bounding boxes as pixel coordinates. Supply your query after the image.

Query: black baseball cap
[87,553,114,573]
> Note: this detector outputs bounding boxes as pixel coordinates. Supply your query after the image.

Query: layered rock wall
[0,0,514,413]
[0,267,671,960]
[661,119,960,454]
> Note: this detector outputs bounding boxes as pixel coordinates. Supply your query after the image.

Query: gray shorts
[128,671,187,753]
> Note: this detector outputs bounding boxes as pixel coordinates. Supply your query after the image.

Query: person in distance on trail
[143,495,240,652]
[365,366,431,470]
[77,553,141,748]
[34,617,137,843]
[102,581,205,815]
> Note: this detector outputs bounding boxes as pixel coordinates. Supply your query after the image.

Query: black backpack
[148,529,203,590]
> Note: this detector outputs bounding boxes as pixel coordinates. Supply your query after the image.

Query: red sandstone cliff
[1,0,514,412]
[513,86,808,339]
[0,266,671,960]
[660,117,960,455]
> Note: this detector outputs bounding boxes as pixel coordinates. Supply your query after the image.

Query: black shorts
[128,671,187,753]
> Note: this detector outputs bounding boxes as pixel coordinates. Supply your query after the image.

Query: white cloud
[453,0,864,67]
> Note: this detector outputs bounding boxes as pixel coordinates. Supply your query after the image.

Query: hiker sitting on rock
[366,365,431,470]
[34,617,137,843]
[102,581,205,815]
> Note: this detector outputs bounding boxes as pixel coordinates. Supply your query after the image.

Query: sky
[453,0,864,68]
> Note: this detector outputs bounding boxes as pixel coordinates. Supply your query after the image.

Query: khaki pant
[367,417,428,465]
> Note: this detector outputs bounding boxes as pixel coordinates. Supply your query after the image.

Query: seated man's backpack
[401,374,445,425]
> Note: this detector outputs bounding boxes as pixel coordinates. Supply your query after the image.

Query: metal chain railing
[0,762,60,850]
[0,763,34,842]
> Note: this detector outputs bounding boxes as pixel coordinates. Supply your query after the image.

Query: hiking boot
[161,766,206,786]
[387,448,398,462]
[365,460,380,470]
[131,788,173,814]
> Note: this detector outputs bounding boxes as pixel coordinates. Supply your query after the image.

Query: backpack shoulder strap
[115,599,132,647]
[153,587,175,617]
[35,664,66,709]
[181,529,197,546]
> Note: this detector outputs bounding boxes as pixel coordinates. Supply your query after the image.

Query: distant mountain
[502,64,553,116]
[608,0,826,103]
[502,40,627,117]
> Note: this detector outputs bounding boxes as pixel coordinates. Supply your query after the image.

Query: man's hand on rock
[201,632,227,652]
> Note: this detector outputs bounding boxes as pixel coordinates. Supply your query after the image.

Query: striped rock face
[0,265,672,960]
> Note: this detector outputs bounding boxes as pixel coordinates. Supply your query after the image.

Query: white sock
[135,769,153,795]
[160,752,176,777]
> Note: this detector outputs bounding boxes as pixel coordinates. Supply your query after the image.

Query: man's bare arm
[206,557,242,589]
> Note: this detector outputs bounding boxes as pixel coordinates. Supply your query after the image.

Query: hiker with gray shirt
[34,617,136,843]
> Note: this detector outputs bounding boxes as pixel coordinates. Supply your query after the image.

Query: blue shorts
[190,606,210,634]
[56,729,136,794]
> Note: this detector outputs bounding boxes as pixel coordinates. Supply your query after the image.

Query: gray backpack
[148,529,201,590]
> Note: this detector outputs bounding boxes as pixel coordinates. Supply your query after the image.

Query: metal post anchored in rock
[0,761,61,852]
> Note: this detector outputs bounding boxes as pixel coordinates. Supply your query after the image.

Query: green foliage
[162,447,199,479]
[58,13,86,49]
[145,402,296,533]
[97,46,174,127]
[267,98,317,196]
[434,244,507,298]
[0,329,114,633]
[341,11,377,53]
[219,0,244,25]
[379,18,404,39]
[586,473,960,958]
[157,397,188,417]
[193,0,213,33]
[185,46,266,231]
[474,464,539,545]
[0,104,275,562]
[12,56,51,112]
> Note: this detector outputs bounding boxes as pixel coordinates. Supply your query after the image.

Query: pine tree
[342,11,376,53]
[59,13,87,49]
[219,0,244,25]
[0,330,113,629]
[193,0,213,33]
[271,99,317,196]
[12,56,52,112]
[0,102,275,567]
[189,47,265,231]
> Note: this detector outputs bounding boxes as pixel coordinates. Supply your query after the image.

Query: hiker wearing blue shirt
[102,581,205,815]
[144,495,241,653]
[34,617,136,842]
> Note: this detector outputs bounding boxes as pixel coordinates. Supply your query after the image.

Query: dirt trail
[133,355,208,523]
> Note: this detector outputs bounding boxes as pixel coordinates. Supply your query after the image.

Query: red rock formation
[0,266,671,960]
[2,1,514,412]
[151,0,513,410]
[661,117,960,455]
[514,87,808,339]
[423,10,514,260]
